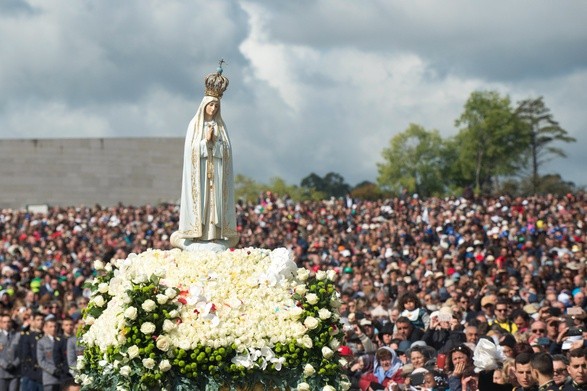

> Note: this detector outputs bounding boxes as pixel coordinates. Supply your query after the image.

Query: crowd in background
[0,192,586,390]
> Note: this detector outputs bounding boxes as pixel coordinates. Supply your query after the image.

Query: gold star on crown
[204,59,229,99]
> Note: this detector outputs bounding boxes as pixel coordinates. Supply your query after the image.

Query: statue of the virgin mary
[171,62,238,251]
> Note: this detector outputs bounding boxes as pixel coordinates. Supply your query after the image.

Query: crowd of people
[0,192,586,390]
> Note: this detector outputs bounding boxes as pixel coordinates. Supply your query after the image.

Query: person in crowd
[423,312,461,352]
[408,345,429,371]
[18,312,44,391]
[514,352,538,391]
[512,309,532,335]
[480,296,496,325]
[493,298,519,334]
[53,318,75,383]
[499,334,517,359]
[530,353,558,391]
[398,292,430,331]
[37,318,60,391]
[0,313,19,391]
[564,348,587,391]
[378,323,394,348]
[359,347,403,391]
[0,192,585,388]
[447,344,474,391]
[553,354,571,389]
[347,354,374,391]
[395,317,425,347]
[66,321,85,376]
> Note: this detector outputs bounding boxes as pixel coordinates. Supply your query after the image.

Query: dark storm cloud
[0,0,35,15]
[0,1,249,109]
[248,0,587,82]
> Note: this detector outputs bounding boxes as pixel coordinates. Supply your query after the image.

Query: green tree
[234,174,263,202]
[454,90,529,194]
[267,176,302,200]
[515,96,576,193]
[350,181,386,200]
[300,172,350,198]
[377,123,447,196]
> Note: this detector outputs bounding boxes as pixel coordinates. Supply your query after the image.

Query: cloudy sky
[1,0,586,188]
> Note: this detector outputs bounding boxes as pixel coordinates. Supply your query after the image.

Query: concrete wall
[0,138,185,209]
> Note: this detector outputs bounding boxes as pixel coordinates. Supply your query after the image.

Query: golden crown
[204,59,229,98]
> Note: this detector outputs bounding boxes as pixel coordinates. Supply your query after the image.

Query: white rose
[127,345,139,359]
[316,270,327,280]
[294,285,307,295]
[81,375,93,386]
[323,386,336,391]
[318,308,331,320]
[119,365,131,377]
[340,380,351,391]
[124,307,138,320]
[329,338,341,350]
[156,294,168,305]
[165,287,177,299]
[297,383,310,391]
[133,274,148,284]
[156,335,171,352]
[162,319,176,333]
[98,283,109,293]
[117,334,127,345]
[326,269,337,281]
[85,316,95,325]
[140,322,156,335]
[159,359,171,372]
[93,295,105,307]
[93,260,104,270]
[289,307,303,319]
[168,310,179,318]
[141,299,156,312]
[297,268,310,282]
[104,263,112,272]
[303,363,315,377]
[142,358,155,369]
[306,293,319,305]
[299,335,313,349]
[321,346,334,359]
[304,317,319,330]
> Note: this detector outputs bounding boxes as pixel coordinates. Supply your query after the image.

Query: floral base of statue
[76,248,349,391]
[169,232,231,253]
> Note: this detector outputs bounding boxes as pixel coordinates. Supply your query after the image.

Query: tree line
[235,90,578,202]
[377,90,576,197]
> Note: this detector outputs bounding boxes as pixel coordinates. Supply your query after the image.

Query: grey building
[0,138,184,209]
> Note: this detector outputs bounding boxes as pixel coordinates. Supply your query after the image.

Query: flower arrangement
[76,248,349,391]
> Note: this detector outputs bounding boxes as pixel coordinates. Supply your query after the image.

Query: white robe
[172,96,238,248]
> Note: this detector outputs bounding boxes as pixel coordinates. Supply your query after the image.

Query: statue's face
[205,101,219,118]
